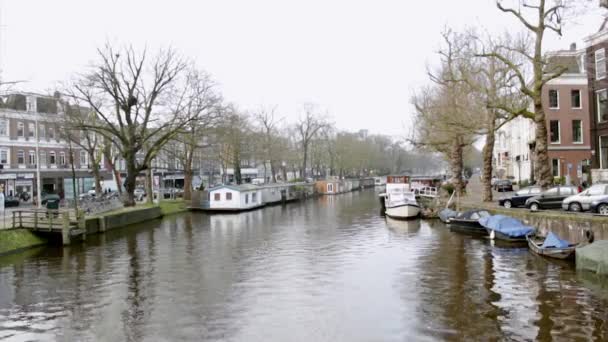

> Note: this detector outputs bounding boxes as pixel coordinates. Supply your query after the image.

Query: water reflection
[0,190,607,341]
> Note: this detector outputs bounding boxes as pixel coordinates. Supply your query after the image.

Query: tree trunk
[270,160,277,183]
[123,161,137,207]
[184,165,193,200]
[449,139,465,195]
[144,168,153,204]
[301,142,308,179]
[534,103,553,188]
[233,153,242,185]
[92,163,102,196]
[482,120,495,202]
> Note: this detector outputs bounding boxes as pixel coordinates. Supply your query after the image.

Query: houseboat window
[548,89,559,109]
[596,48,606,80]
[549,120,560,143]
[601,136,608,169]
[214,193,220,201]
[571,89,581,109]
[252,192,257,203]
[245,194,249,204]
[572,120,582,143]
[597,89,608,123]
[226,192,232,200]
[327,183,333,192]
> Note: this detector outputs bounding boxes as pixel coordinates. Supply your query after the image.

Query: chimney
[570,42,577,51]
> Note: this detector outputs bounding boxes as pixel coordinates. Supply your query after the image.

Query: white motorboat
[384,191,420,219]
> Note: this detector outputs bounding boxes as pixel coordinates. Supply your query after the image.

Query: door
[539,187,559,208]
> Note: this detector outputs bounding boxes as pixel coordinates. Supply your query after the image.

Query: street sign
[567,163,573,170]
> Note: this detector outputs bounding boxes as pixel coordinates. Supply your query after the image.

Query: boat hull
[385,204,420,219]
[449,219,487,235]
[487,229,528,243]
[526,234,576,260]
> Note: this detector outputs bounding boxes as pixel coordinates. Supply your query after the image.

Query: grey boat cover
[577,240,608,275]
[439,208,458,223]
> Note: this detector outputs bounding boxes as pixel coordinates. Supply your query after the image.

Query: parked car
[134,188,146,201]
[494,180,514,192]
[590,195,608,215]
[41,193,60,205]
[562,183,608,212]
[4,196,19,207]
[498,186,542,208]
[525,186,579,211]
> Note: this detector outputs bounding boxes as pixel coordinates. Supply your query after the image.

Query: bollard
[61,212,71,245]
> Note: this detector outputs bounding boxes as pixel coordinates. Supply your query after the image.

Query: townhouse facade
[0,92,109,201]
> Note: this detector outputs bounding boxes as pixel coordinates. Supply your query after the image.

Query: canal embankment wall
[0,200,187,256]
[462,204,608,243]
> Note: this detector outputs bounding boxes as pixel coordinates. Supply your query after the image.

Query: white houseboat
[379,174,420,219]
[205,184,264,211]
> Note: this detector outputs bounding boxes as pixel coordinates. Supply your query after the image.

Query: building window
[601,136,608,169]
[28,150,35,165]
[572,120,583,144]
[40,151,46,165]
[571,89,581,109]
[596,48,606,80]
[28,123,34,138]
[598,89,608,123]
[226,192,232,200]
[214,193,220,201]
[548,89,559,109]
[17,122,24,137]
[59,152,66,165]
[17,150,24,164]
[327,183,334,192]
[0,120,8,136]
[49,126,55,140]
[552,159,560,177]
[0,149,7,164]
[39,124,45,139]
[49,151,56,165]
[80,150,87,167]
[549,120,560,143]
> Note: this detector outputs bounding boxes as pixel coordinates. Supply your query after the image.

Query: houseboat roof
[208,184,260,192]
[257,182,310,189]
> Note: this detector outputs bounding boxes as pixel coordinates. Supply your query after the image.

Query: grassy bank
[159,200,187,216]
[0,229,47,256]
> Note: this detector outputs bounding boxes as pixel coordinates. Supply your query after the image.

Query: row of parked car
[497,184,608,215]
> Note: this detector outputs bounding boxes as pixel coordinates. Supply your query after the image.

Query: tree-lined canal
[1,190,608,341]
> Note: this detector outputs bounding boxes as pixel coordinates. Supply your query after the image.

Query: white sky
[0,0,605,138]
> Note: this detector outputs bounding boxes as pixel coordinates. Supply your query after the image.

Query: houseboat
[195,184,264,212]
[373,177,387,187]
[259,183,312,205]
[360,177,375,189]
[379,174,419,219]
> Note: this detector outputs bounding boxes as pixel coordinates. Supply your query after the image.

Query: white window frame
[39,124,45,139]
[327,183,334,193]
[0,149,8,165]
[596,48,606,80]
[49,151,56,165]
[601,136,608,169]
[552,158,560,177]
[572,120,583,144]
[549,120,560,144]
[0,119,8,137]
[48,126,55,140]
[28,150,35,165]
[548,89,559,109]
[17,150,24,165]
[59,152,66,165]
[598,89,608,123]
[80,150,87,167]
[27,123,35,138]
[17,122,24,137]
[571,89,582,109]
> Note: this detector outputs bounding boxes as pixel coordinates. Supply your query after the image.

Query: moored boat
[385,191,420,219]
[448,209,491,235]
[438,208,459,224]
[479,215,535,243]
[526,232,577,260]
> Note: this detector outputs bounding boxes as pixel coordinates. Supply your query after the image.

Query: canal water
[1,190,608,341]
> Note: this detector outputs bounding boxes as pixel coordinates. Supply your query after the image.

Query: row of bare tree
[411,0,586,201]
[57,44,439,207]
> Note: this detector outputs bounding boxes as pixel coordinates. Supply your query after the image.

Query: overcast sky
[0,0,605,138]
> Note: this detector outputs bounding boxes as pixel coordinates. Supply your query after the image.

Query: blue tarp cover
[439,208,458,222]
[479,214,535,238]
[541,231,571,249]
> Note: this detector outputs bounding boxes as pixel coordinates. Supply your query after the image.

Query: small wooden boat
[526,232,577,260]
[448,209,491,235]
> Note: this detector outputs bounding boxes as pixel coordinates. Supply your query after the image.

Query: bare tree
[479,0,584,188]
[67,44,202,206]
[295,104,327,179]
[254,106,283,183]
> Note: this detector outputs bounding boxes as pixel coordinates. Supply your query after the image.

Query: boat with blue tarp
[479,215,535,242]
[526,232,577,260]
[448,209,491,235]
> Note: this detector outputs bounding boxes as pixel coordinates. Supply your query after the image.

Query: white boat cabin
[208,184,263,210]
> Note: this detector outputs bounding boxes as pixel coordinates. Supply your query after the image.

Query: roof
[546,54,581,74]
[257,182,310,189]
[208,184,260,192]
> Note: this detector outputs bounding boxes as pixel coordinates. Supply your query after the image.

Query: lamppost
[35,112,42,208]
[516,156,521,187]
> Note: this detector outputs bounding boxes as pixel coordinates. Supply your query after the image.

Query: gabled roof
[208,184,260,192]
